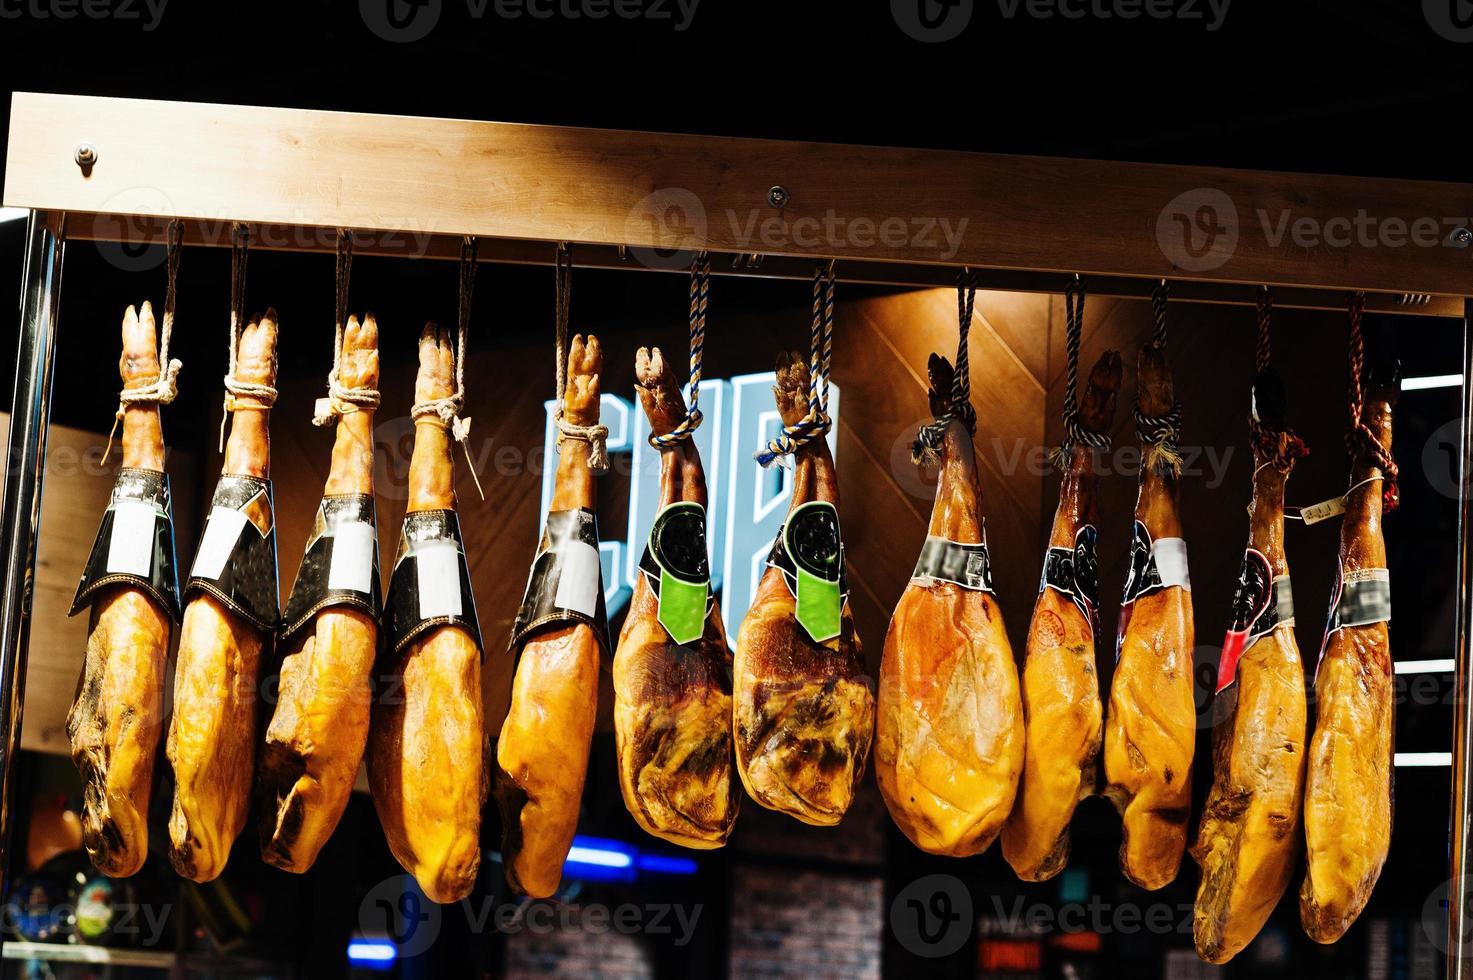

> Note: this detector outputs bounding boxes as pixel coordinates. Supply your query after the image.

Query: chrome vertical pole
[0,212,64,893]
[1450,297,1473,979]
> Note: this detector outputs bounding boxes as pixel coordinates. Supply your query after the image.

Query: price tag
[106,500,155,577]
[1300,496,1347,526]
[191,507,249,580]
[328,522,375,594]
[554,540,601,618]
[416,541,463,619]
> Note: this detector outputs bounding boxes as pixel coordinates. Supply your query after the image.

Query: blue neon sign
[538,373,839,640]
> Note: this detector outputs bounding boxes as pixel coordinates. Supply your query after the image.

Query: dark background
[0,2,1470,978]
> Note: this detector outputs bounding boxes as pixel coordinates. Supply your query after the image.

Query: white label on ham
[106,499,156,577]
[1153,537,1192,591]
[554,540,601,618]
[328,521,375,594]
[415,540,463,619]
[191,506,249,581]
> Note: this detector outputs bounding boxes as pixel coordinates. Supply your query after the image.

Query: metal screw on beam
[767,185,790,209]
[1451,226,1473,249]
[74,143,97,173]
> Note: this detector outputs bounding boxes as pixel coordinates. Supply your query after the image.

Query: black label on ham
[386,509,482,657]
[280,493,383,645]
[1217,549,1295,693]
[1040,524,1099,636]
[185,474,280,631]
[511,507,610,655]
[70,467,182,622]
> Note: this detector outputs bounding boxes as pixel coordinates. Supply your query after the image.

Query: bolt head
[74,142,97,168]
[1451,226,1473,248]
[767,185,790,209]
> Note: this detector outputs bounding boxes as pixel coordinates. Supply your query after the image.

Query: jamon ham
[495,334,607,897]
[1002,351,1121,879]
[1103,341,1196,890]
[67,303,176,877]
[733,352,873,825]
[168,309,280,882]
[260,314,381,872]
[612,347,738,848]
[877,354,1023,855]
[1300,359,1397,943]
[368,323,485,904]
[1192,370,1308,962]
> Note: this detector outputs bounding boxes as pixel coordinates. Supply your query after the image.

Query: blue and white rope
[755,263,835,467]
[649,252,711,449]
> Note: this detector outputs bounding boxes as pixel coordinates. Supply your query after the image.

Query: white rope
[103,220,185,465]
[312,230,381,426]
[410,236,485,500]
[219,225,278,452]
[553,244,610,471]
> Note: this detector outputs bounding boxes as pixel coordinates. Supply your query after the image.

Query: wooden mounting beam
[6,92,1472,306]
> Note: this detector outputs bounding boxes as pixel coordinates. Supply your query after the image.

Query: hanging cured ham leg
[68,301,182,877]
[1301,301,1397,943]
[369,323,485,904]
[877,298,1025,856]
[734,350,874,825]
[497,331,610,897]
[613,345,738,848]
[168,307,280,882]
[1192,356,1309,963]
[1103,306,1196,891]
[1003,348,1120,879]
[261,313,382,872]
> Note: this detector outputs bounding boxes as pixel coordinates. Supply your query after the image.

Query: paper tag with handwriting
[1300,496,1347,526]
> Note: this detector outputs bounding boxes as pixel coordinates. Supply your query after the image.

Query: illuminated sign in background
[539,372,841,641]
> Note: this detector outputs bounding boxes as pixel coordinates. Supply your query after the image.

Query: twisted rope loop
[313,230,382,427]
[411,237,485,500]
[1050,274,1112,470]
[912,269,981,464]
[650,252,711,450]
[104,219,186,465]
[219,224,278,452]
[553,244,610,471]
[1345,291,1399,511]
[1247,285,1310,474]
[1133,279,1183,476]
[756,263,835,467]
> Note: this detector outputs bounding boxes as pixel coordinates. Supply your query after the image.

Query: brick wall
[503,907,656,980]
[729,866,883,979]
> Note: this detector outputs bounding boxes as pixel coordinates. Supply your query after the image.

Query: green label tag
[658,567,708,645]
[795,566,842,643]
[783,501,845,644]
[641,501,711,646]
